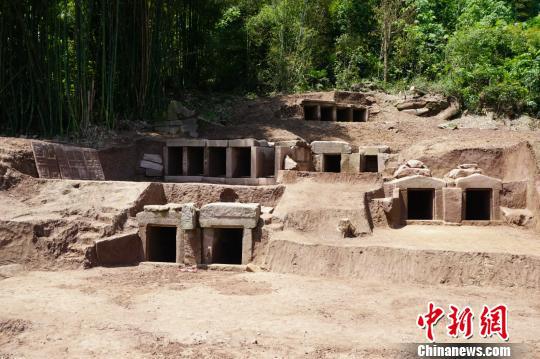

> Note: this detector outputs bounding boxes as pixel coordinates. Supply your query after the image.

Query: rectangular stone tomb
[164,139,276,185]
[301,100,368,122]
[136,202,261,266]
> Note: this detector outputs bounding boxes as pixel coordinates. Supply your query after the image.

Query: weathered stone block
[180,203,197,229]
[340,153,361,173]
[311,141,352,154]
[456,174,502,190]
[443,188,462,223]
[199,202,261,229]
[95,231,143,266]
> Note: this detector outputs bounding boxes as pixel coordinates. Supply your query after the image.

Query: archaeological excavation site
[1,91,540,357]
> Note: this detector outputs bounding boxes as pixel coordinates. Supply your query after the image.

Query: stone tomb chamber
[377,162,504,227]
[136,202,261,266]
[164,139,276,185]
[301,100,369,122]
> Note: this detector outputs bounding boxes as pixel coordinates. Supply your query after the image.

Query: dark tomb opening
[353,108,366,122]
[208,147,227,177]
[320,106,334,121]
[304,105,318,121]
[364,155,379,173]
[167,147,183,176]
[146,226,176,262]
[186,147,204,176]
[212,228,243,265]
[232,147,251,177]
[323,154,341,173]
[465,189,491,220]
[337,108,351,122]
[407,189,434,220]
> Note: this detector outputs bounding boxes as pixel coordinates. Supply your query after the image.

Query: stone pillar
[346,108,353,122]
[203,147,210,177]
[401,189,408,221]
[175,226,184,264]
[182,146,189,176]
[226,147,234,178]
[434,189,444,220]
[331,106,337,122]
[163,146,169,176]
[242,229,253,265]
[251,146,257,178]
[492,190,501,220]
[443,188,462,223]
[377,154,388,173]
[182,229,201,265]
[202,228,214,264]
[316,105,321,121]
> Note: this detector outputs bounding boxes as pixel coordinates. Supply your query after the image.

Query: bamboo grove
[0,1,225,135]
[1,1,539,136]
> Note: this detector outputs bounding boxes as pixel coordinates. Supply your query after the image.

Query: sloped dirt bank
[264,238,540,289]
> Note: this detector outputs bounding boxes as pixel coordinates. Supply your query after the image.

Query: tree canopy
[1,0,539,135]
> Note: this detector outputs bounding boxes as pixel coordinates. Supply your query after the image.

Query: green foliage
[1,0,539,136]
[445,19,540,115]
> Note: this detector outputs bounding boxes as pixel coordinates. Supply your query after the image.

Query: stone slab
[145,168,163,177]
[32,142,61,179]
[229,139,257,147]
[456,174,502,190]
[311,141,352,154]
[206,140,228,147]
[32,142,105,180]
[95,231,143,266]
[199,202,261,229]
[166,139,206,147]
[140,160,164,171]
[143,153,163,164]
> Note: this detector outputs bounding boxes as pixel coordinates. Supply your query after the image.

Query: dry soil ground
[0,266,539,358]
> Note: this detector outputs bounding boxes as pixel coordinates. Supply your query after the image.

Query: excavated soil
[1,91,540,357]
[0,266,539,358]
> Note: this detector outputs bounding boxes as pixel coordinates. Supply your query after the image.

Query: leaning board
[31,141,105,180]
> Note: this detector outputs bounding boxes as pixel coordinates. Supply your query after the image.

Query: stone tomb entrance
[407,189,434,220]
[199,202,261,265]
[311,141,352,173]
[185,146,204,176]
[230,147,252,177]
[301,100,369,122]
[146,226,177,262]
[323,154,342,173]
[207,146,227,177]
[210,228,243,264]
[456,174,501,222]
[363,155,379,173]
[167,147,183,176]
[464,189,492,220]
